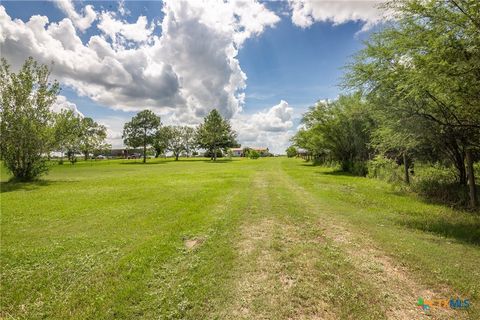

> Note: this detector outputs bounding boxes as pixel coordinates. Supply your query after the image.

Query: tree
[292,94,374,175]
[79,117,107,161]
[182,126,197,157]
[196,109,237,161]
[0,57,59,181]
[249,149,260,159]
[344,0,480,206]
[123,110,161,163]
[54,109,83,164]
[286,146,297,158]
[152,126,170,158]
[166,126,184,161]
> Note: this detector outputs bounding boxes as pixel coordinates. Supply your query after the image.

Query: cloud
[0,0,279,122]
[54,0,97,31]
[96,115,129,148]
[50,95,84,117]
[97,12,154,45]
[232,100,295,154]
[118,0,130,17]
[289,0,388,31]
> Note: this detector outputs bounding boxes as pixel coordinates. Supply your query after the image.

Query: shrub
[339,160,368,176]
[286,146,297,158]
[367,155,403,183]
[411,164,469,207]
[249,150,260,159]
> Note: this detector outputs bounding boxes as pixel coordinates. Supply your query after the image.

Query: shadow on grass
[0,179,76,193]
[120,160,169,165]
[322,170,357,177]
[202,159,233,163]
[398,216,480,245]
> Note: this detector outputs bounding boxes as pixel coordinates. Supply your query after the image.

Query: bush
[286,146,297,158]
[367,155,403,183]
[411,164,470,207]
[339,160,368,176]
[249,150,260,159]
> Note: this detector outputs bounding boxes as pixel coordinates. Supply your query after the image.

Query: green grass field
[1,158,479,319]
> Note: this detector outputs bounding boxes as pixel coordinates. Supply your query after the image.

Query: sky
[0,0,388,153]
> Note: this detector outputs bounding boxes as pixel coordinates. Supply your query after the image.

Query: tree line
[0,57,238,181]
[290,0,480,208]
[122,108,238,163]
[0,58,108,180]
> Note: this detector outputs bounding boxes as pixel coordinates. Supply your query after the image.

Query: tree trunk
[403,151,410,184]
[451,145,467,185]
[143,144,146,163]
[175,153,179,161]
[84,151,88,161]
[143,128,147,163]
[465,149,478,208]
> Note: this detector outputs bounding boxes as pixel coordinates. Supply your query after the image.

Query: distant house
[230,147,243,157]
[228,147,271,157]
[296,148,309,160]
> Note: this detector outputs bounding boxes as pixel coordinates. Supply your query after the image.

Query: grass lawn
[1,157,479,319]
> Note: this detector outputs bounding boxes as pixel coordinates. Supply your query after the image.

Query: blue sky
[0,0,385,153]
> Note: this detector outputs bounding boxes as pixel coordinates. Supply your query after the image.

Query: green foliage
[123,110,161,163]
[54,111,108,163]
[292,93,374,175]
[0,57,59,181]
[344,0,480,187]
[79,117,107,160]
[152,126,170,158]
[203,149,223,158]
[286,146,297,158]
[54,110,83,164]
[411,164,470,207]
[367,155,403,183]
[249,149,260,159]
[196,109,237,161]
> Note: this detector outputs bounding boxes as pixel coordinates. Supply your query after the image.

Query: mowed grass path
[1,158,479,319]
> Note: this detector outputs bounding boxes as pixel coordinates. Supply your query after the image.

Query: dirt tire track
[278,170,467,320]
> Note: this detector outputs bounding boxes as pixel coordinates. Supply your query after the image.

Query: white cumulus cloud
[51,95,84,117]
[0,0,279,122]
[289,0,388,31]
[54,0,97,31]
[232,100,295,154]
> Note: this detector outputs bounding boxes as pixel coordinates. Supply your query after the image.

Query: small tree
[249,150,260,159]
[196,109,237,161]
[54,110,83,164]
[123,110,161,163]
[166,126,184,161]
[182,126,197,157]
[286,146,297,158]
[0,57,59,181]
[79,117,107,161]
[152,126,170,158]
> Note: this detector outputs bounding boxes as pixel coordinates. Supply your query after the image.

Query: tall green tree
[152,126,170,158]
[286,146,297,158]
[79,117,107,161]
[196,109,237,161]
[166,126,184,161]
[292,94,374,174]
[123,110,161,163]
[0,57,59,181]
[344,0,480,206]
[182,126,197,157]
